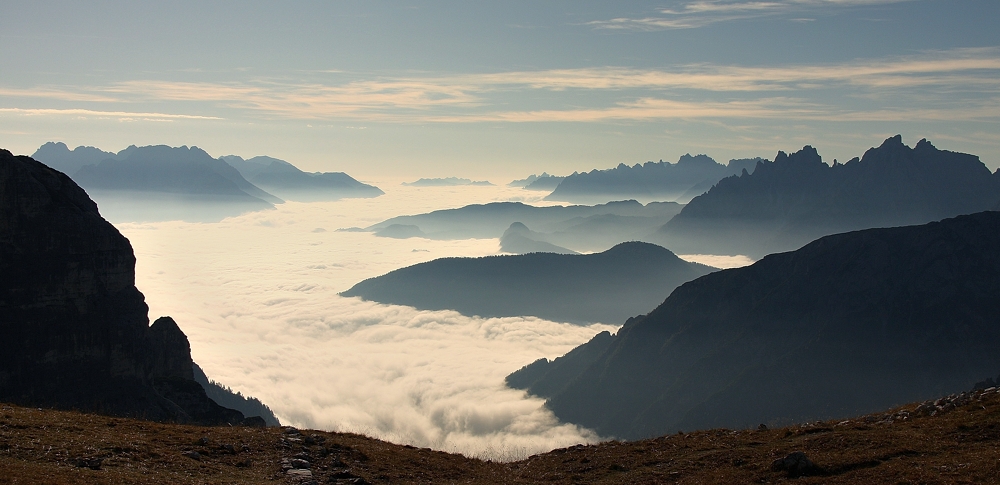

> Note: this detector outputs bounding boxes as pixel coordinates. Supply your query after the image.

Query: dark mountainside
[545,155,763,204]
[0,149,258,425]
[222,155,383,202]
[499,222,578,255]
[31,141,116,175]
[192,364,280,427]
[341,242,715,324]
[509,211,1000,440]
[362,200,683,252]
[655,136,1000,257]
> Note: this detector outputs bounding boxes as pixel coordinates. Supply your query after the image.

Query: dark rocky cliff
[0,149,245,424]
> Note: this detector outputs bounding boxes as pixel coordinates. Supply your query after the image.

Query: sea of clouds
[111,184,750,459]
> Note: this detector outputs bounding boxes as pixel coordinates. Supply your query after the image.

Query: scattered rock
[235,458,252,468]
[219,443,237,454]
[291,458,311,469]
[757,423,768,431]
[287,468,313,478]
[181,451,202,461]
[770,451,823,477]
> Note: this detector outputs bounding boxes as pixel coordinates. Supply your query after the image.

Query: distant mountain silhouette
[508,211,1000,439]
[0,149,260,425]
[499,222,578,255]
[222,155,383,202]
[364,200,683,252]
[508,173,566,190]
[341,242,714,324]
[31,141,115,174]
[545,156,763,204]
[69,145,278,222]
[402,177,494,186]
[654,136,1000,257]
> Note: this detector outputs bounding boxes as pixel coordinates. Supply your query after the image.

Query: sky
[2,0,1000,180]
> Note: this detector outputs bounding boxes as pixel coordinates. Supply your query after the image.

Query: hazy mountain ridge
[498,222,578,255]
[0,149,263,425]
[341,241,715,324]
[402,177,493,186]
[655,135,1000,257]
[363,200,683,252]
[509,211,1000,439]
[509,172,566,190]
[544,155,764,204]
[221,154,383,202]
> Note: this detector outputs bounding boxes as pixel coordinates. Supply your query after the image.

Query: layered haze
[114,184,633,458]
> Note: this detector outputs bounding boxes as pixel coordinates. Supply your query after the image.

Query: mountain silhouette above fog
[31,142,383,222]
[654,136,1000,257]
[544,155,764,204]
[402,177,494,186]
[508,211,1000,439]
[341,242,714,324]
[221,155,383,202]
[363,200,683,252]
[0,149,273,425]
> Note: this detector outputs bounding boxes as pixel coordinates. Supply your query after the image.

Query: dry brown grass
[2,389,999,484]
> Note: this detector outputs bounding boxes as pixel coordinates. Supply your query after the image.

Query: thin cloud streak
[589,0,916,30]
[0,108,222,121]
[2,48,998,124]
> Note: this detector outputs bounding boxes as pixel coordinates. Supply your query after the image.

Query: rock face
[0,149,244,424]
[656,136,1000,257]
[342,241,715,325]
[509,211,1000,439]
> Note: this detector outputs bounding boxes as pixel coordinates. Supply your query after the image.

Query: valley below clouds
[114,184,619,458]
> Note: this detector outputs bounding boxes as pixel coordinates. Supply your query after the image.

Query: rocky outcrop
[656,136,1000,257]
[0,149,245,424]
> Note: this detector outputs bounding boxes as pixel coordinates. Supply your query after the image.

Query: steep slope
[0,149,248,425]
[545,155,762,204]
[341,242,714,324]
[656,136,1000,257]
[511,211,1000,439]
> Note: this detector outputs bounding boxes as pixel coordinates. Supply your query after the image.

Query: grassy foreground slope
[2,387,999,484]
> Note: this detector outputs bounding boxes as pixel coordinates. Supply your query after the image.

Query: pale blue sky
[2,0,999,179]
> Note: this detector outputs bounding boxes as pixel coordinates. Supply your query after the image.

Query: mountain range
[361,199,683,252]
[508,211,1000,439]
[0,148,274,425]
[508,172,566,190]
[544,155,763,204]
[30,142,381,221]
[341,242,715,324]
[653,136,1000,257]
